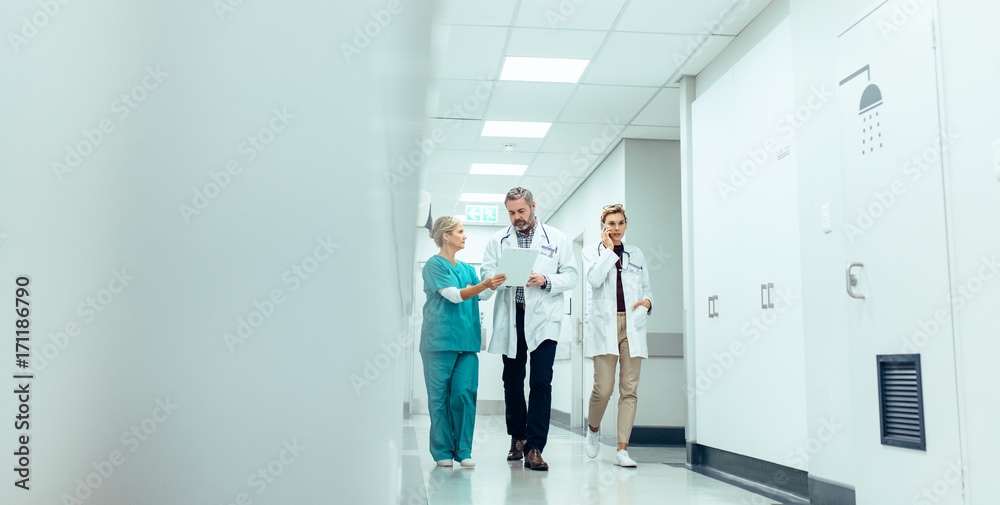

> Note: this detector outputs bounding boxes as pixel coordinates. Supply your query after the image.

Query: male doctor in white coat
[481,187,578,471]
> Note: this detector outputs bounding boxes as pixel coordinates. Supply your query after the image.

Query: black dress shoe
[507,438,526,461]
[524,449,548,471]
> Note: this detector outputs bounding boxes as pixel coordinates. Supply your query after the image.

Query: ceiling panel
[434,25,508,80]
[423,149,473,174]
[583,32,690,86]
[505,28,607,59]
[428,119,484,151]
[469,150,536,165]
[616,0,746,34]
[676,34,734,76]
[632,87,682,126]
[529,152,590,178]
[462,174,525,193]
[434,0,518,26]
[427,79,491,119]
[422,172,467,193]
[514,0,628,30]
[622,125,681,140]
[483,81,576,122]
[715,0,772,36]
[559,85,658,124]
[474,135,545,153]
[431,192,461,217]
[539,122,623,154]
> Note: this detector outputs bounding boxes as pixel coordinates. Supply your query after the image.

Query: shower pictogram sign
[839,65,884,156]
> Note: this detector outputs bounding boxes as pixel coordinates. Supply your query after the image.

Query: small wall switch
[821,203,832,234]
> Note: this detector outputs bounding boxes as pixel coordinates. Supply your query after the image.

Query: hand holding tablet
[495,248,539,287]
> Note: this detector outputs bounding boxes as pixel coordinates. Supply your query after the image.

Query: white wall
[936,3,1000,502]
[787,0,872,488]
[548,139,688,429]
[0,1,431,504]
[623,139,687,428]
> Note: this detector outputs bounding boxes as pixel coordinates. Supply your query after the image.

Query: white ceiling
[422,0,771,223]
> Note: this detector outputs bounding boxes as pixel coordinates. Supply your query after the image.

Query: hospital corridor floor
[401,414,782,505]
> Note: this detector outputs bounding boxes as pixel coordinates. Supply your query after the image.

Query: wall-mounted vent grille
[877,354,926,451]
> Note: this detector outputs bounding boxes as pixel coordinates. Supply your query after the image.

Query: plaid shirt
[514,222,551,303]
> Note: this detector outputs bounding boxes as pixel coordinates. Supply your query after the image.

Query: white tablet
[496,248,540,287]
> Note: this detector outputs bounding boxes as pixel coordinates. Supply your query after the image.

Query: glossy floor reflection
[402,414,781,505]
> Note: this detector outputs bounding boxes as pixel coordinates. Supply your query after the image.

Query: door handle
[710,295,719,318]
[767,283,774,308]
[761,284,767,309]
[847,262,865,299]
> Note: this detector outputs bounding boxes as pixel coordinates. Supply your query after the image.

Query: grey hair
[505,187,534,207]
[429,216,461,248]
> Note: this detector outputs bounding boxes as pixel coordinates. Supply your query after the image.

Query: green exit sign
[465,205,498,224]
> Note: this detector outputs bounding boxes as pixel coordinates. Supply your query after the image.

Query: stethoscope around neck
[598,242,631,270]
[500,222,551,248]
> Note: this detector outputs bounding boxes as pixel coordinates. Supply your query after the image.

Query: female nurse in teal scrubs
[422,216,506,468]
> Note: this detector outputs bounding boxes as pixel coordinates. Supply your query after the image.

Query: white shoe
[458,458,475,468]
[436,459,453,467]
[585,429,600,459]
[613,449,637,468]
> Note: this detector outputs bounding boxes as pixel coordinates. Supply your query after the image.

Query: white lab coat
[582,242,654,359]
[480,223,579,357]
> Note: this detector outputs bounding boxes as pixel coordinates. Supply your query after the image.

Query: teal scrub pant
[421,351,479,461]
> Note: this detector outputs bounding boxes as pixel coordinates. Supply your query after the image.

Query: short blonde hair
[429,216,461,247]
[600,204,627,225]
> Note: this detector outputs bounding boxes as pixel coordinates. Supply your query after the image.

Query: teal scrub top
[420,255,481,353]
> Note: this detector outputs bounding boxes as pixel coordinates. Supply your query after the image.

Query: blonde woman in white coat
[582,204,653,467]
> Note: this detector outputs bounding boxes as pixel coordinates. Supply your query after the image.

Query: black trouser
[502,302,557,453]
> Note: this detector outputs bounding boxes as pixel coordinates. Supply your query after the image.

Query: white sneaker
[584,429,600,459]
[613,449,637,468]
[436,459,453,467]
[458,458,476,468]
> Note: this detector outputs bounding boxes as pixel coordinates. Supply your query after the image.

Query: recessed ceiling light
[481,121,551,138]
[500,57,590,83]
[470,163,527,176]
[460,193,506,203]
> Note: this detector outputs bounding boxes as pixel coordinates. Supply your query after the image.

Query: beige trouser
[588,313,642,444]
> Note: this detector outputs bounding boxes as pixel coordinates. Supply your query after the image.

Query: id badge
[541,245,557,258]
[627,262,642,274]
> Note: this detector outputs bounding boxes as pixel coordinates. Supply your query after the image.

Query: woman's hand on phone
[601,226,614,249]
